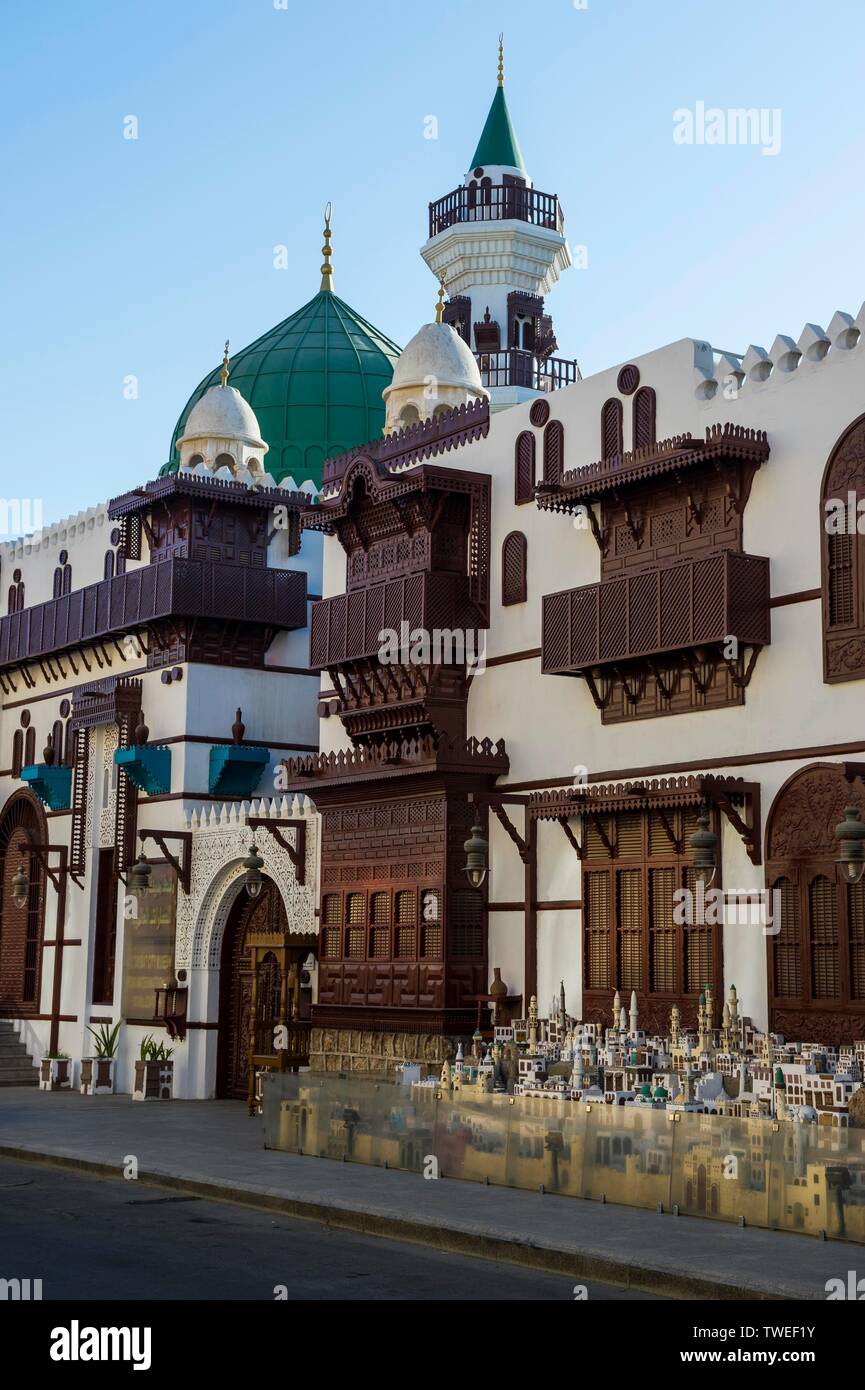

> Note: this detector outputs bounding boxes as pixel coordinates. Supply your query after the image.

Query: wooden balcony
[0,557,307,669]
[477,349,579,393]
[429,184,562,238]
[310,572,479,671]
[542,552,771,675]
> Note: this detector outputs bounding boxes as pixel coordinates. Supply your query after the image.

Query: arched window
[822,412,865,682]
[543,419,564,485]
[11,730,23,776]
[23,727,35,768]
[632,387,656,450]
[601,398,623,459]
[766,762,865,1043]
[115,549,126,576]
[8,569,24,614]
[502,531,528,606]
[214,453,236,473]
[51,720,64,767]
[103,550,115,580]
[53,550,71,597]
[514,430,535,504]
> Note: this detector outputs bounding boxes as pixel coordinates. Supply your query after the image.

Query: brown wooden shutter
[683,865,712,992]
[772,875,801,999]
[649,865,676,992]
[369,891,390,959]
[633,387,656,450]
[809,874,839,998]
[501,531,527,607]
[616,867,643,990]
[11,729,22,776]
[345,892,365,958]
[514,431,536,504]
[827,532,854,626]
[601,399,623,459]
[543,420,564,484]
[584,869,611,989]
[91,847,118,1004]
[848,881,865,999]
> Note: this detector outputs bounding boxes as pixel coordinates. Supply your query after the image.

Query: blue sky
[2,0,864,524]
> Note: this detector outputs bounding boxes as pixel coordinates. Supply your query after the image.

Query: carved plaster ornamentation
[176,796,319,971]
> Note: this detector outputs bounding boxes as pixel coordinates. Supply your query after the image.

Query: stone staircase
[0,1021,39,1086]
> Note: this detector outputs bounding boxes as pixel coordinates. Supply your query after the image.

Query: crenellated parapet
[694,303,865,401]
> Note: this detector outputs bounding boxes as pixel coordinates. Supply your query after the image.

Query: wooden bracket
[588,809,615,858]
[699,777,762,867]
[582,668,615,710]
[138,829,192,894]
[557,815,583,860]
[490,802,530,864]
[247,817,307,885]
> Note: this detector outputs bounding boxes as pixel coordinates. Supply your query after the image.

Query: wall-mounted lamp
[243,840,265,898]
[689,802,719,887]
[463,817,489,889]
[128,853,152,894]
[836,804,865,886]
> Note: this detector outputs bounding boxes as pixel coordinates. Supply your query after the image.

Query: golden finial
[435,272,446,324]
[320,201,334,293]
[498,33,504,86]
[219,340,230,388]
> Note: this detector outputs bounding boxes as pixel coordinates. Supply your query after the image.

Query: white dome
[385,322,487,400]
[178,384,267,451]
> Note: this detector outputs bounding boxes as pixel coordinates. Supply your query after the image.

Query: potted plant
[80,1022,121,1095]
[132,1034,174,1102]
[39,1052,71,1091]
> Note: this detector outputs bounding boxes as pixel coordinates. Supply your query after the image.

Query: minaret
[670,1005,680,1050]
[420,36,575,412]
[629,990,639,1038]
[528,994,538,1050]
[559,979,567,1022]
[612,989,621,1031]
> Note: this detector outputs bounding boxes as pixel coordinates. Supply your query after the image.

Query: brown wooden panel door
[217,885,285,1100]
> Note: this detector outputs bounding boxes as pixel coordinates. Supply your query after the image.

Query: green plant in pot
[133,1034,175,1102]
[39,1051,72,1092]
[80,1022,121,1096]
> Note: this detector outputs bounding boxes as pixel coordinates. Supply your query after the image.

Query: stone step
[0,1041,31,1055]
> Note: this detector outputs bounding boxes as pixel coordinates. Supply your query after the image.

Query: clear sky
[2,0,864,526]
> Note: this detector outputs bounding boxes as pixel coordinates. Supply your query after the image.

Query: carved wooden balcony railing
[542,551,771,676]
[536,424,770,512]
[429,184,563,238]
[310,573,479,672]
[477,349,579,393]
[0,558,307,669]
[280,734,509,791]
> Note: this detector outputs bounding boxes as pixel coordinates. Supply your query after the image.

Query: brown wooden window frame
[501,530,528,607]
[514,430,536,505]
[821,411,865,683]
[581,805,722,1013]
[543,419,564,485]
[601,398,624,460]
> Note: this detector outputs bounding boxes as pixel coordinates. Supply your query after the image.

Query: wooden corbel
[246,817,307,885]
[698,777,762,867]
[137,829,192,894]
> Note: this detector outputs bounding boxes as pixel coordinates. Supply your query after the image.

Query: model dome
[179,384,266,451]
[383,287,489,436]
[165,212,401,488]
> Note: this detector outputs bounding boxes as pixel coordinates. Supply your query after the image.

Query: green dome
[164,290,401,487]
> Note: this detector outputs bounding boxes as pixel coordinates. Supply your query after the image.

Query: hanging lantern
[128,853,152,894]
[836,805,865,885]
[11,860,29,908]
[243,840,265,898]
[463,817,488,889]
[689,802,719,887]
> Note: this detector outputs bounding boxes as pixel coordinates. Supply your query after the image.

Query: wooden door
[216,885,285,1099]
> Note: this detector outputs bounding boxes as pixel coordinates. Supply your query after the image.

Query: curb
[0,1141,793,1300]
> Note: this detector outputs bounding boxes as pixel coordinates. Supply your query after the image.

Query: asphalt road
[0,1156,662,1301]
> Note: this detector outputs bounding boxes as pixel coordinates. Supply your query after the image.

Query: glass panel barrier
[670,1111,771,1228]
[582,1102,672,1211]
[261,1073,865,1243]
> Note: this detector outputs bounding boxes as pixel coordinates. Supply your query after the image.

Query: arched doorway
[0,792,47,1011]
[215,879,315,1102]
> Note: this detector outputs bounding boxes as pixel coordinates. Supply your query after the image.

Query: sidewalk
[0,1087,854,1300]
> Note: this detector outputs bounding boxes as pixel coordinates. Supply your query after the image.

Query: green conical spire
[469,38,526,173]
